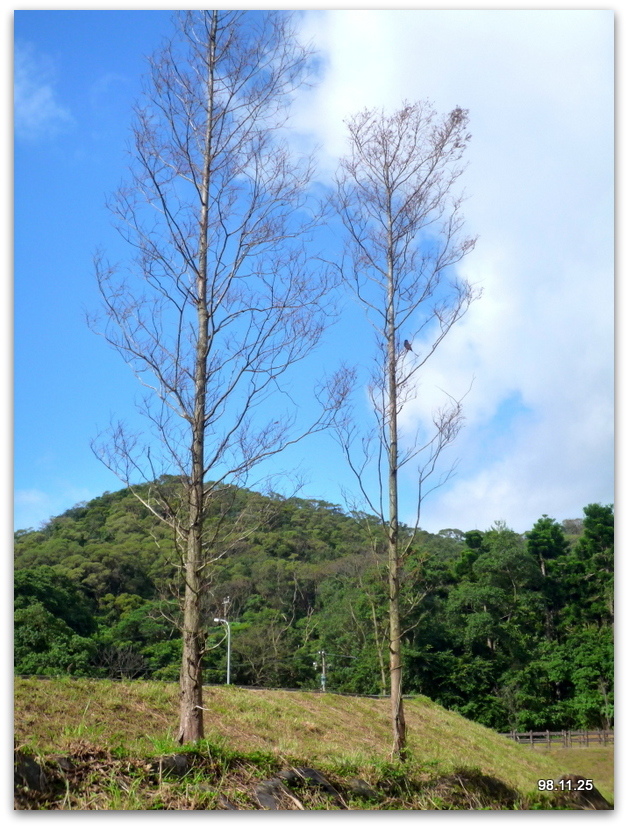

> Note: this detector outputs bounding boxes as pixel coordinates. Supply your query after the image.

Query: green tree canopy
[14,566,96,636]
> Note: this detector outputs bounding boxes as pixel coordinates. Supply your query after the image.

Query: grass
[14,677,613,810]
[520,746,614,802]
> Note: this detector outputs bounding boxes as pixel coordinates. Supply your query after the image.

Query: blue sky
[12,5,614,535]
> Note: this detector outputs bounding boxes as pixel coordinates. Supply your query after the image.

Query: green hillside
[14,481,613,733]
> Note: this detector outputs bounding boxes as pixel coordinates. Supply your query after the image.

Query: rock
[156,753,190,778]
[52,755,75,774]
[217,793,239,809]
[552,775,612,810]
[255,778,299,809]
[277,767,301,784]
[14,751,47,793]
[345,777,380,801]
[279,766,342,799]
[276,766,347,809]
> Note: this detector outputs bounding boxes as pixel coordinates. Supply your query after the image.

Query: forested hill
[14,481,613,733]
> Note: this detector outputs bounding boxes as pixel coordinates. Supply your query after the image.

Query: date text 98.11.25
[537,779,594,792]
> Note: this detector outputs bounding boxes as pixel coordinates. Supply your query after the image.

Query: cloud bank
[297,10,613,532]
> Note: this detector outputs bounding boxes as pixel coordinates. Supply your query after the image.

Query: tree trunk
[387,244,407,759]
[389,547,407,757]
[177,13,215,743]
[178,527,205,743]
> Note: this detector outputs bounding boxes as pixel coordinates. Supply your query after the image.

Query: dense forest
[14,480,613,733]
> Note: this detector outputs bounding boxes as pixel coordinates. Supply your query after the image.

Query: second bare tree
[334,102,479,757]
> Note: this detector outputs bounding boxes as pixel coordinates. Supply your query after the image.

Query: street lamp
[213,618,231,685]
[313,650,357,692]
[315,650,327,692]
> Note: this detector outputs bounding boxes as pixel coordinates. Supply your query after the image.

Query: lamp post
[317,650,327,692]
[213,618,231,685]
[313,651,357,692]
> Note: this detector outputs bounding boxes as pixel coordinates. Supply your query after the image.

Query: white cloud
[298,10,614,532]
[14,485,93,531]
[14,488,55,531]
[14,40,73,140]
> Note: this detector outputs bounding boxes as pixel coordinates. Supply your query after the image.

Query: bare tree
[333,102,479,757]
[90,10,349,744]
[97,644,146,680]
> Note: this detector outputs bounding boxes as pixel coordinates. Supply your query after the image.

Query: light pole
[213,618,231,685]
[315,650,327,692]
[314,651,357,692]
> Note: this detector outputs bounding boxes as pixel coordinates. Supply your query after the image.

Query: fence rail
[500,729,614,747]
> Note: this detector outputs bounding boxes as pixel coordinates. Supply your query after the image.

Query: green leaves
[14,602,96,676]
[15,566,97,636]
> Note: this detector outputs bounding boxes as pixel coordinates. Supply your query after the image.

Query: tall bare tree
[334,102,479,757]
[91,10,348,744]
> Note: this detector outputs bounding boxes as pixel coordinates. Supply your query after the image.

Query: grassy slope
[14,678,612,802]
[524,747,614,802]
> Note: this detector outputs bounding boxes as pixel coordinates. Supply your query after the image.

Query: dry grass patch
[15,678,178,755]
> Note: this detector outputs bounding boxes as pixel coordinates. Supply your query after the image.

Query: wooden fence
[500,729,614,748]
